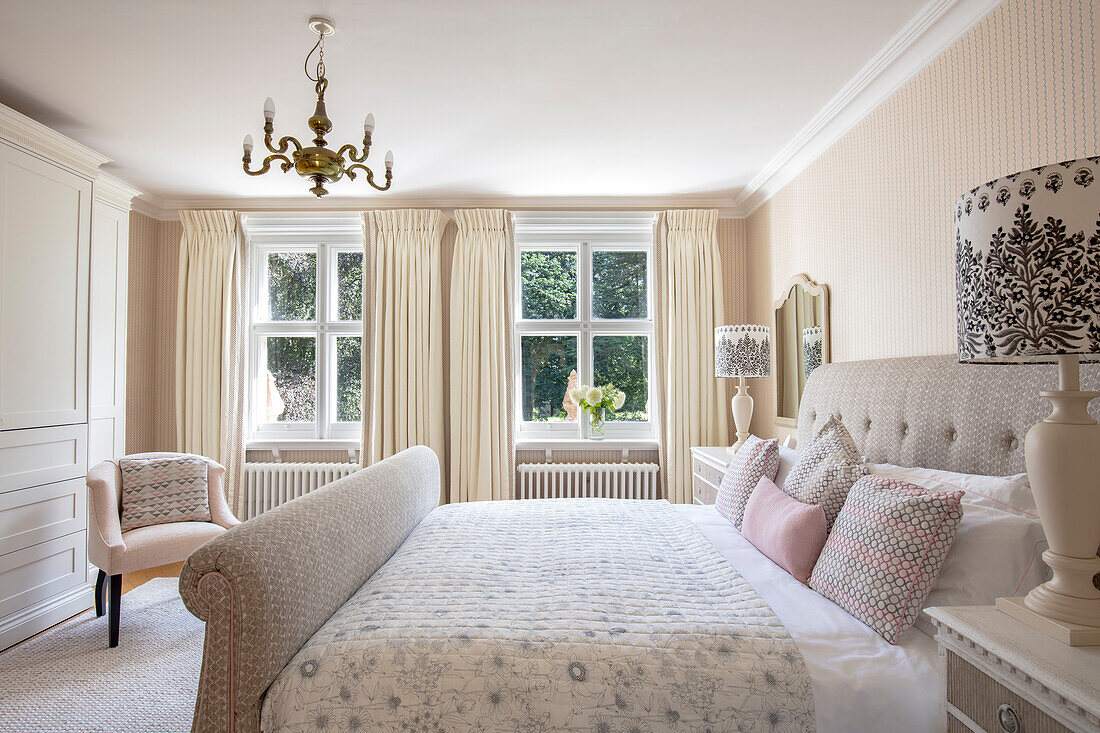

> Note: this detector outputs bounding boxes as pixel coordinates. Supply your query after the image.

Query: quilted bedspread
[261,498,815,732]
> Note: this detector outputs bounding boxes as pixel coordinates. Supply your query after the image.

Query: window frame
[244,214,366,445]
[513,213,657,443]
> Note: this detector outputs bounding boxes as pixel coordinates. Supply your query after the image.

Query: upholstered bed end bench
[178,446,440,733]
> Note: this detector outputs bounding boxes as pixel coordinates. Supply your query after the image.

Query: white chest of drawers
[690,446,731,505]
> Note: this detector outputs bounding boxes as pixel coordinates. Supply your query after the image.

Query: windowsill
[246,438,360,459]
[514,437,659,452]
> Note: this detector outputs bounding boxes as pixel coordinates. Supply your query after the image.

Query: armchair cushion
[119,455,212,532]
[114,522,226,575]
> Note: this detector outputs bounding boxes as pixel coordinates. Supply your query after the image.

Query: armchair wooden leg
[108,574,121,648]
[94,570,107,617]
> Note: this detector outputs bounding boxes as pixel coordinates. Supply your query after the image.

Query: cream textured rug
[0,578,202,732]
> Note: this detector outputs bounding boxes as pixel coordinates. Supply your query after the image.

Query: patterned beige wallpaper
[126,212,180,454]
[745,0,1098,437]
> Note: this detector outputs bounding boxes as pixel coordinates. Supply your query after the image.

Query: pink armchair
[86,452,239,647]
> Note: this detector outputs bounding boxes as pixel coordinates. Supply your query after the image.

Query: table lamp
[715,324,770,452]
[955,156,1100,644]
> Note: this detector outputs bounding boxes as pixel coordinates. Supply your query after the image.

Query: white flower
[587,387,603,404]
[568,387,586,404]
[613,391,626,410]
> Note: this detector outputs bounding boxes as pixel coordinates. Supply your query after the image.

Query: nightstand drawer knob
[997,703,1021,733]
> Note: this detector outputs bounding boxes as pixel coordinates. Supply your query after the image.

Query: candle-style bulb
[263,97,275,120]
[385,150,394,169]
[363,113,375,134]
[243,134,254,154]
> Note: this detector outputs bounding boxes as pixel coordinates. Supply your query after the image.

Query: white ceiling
[0,0,928,205]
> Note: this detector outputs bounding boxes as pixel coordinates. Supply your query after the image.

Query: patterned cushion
[809,475,964,643]
[782,415,867,530]
[119,456,211,532]
[714,435,779,529]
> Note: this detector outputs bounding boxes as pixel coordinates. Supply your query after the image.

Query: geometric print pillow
[781,415,867,531]
[119,456,211,532]
[809,475,964,644]
[714,435,780,529]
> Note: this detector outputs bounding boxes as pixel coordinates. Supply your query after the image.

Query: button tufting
[900,422,908,436]
[864,418,872,430]
[1009,437,1019,451]
[949,428,958,442]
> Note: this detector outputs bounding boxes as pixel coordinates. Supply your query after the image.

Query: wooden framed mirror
[773,274,830,442]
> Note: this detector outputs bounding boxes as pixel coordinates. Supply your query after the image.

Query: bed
[180,354,1099,733]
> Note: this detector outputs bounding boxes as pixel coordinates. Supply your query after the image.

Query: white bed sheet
[676,503,941,733]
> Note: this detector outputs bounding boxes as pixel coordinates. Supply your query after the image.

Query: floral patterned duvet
[261,498,815,732]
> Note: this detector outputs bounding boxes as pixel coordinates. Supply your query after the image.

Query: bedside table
[927,606,1100,732]
[690,446,731,505]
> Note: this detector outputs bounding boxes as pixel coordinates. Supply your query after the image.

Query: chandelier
[242,17,393,198]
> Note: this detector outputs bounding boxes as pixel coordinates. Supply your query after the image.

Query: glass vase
[587,407,606,440]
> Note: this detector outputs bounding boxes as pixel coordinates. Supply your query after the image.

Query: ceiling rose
[242,16,394,197]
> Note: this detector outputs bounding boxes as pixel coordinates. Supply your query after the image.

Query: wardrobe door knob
[997,703,1022,733]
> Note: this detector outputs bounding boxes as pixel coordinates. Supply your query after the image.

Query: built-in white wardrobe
[0,103,136,649]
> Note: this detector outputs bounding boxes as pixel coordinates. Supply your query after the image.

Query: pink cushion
[741,477,828,583]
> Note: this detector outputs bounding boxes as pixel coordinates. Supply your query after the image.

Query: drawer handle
[997,703,1021,733]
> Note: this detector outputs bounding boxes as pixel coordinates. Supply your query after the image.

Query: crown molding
[732,0,1003,216]
[138,193,740,219]
[0,103,110,178]
[131,192,175,221]
[93,172,143,211]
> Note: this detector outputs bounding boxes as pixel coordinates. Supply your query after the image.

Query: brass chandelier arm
[264,133,304,157]
[243,152,294,176]
[345,163,393,191]
[336,142,371,164]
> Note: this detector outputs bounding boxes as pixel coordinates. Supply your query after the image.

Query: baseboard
[0,582,94,652]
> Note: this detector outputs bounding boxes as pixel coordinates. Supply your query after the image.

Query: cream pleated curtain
[655,209,729,503]
[175,210,248,513]
[449,209,515,502]
[361,210,446,501]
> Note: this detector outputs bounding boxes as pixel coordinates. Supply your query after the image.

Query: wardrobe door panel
[0,142,91,430]
[88,199,129,465]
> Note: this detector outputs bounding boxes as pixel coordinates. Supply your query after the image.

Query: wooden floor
[0,562,186,654]
[121,561,185,594]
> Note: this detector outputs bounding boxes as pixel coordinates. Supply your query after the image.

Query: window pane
[265,336,316,422]
[336,336,362,422]
[521,251,577,319]
[337,251,363,321]
[266,252,316,321]
[593,335,648,421]
[520,335,577,421]
[592,251,647,319]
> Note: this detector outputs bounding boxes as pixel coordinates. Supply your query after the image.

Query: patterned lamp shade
[956,157,1100,363]
[803,326,823,378]
[715,325,770,378]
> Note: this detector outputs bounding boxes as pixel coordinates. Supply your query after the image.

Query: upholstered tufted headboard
[797,355,1100,476]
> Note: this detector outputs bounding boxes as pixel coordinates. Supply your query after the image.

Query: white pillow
[867,462,1036,516]
[775,445,799,488]
[867,463,1047,635]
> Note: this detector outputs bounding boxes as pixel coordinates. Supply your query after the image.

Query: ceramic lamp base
[731,380,753,453]
[1016,357,1100,639]
[997,596,1100,646]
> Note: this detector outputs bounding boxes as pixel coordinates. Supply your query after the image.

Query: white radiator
[516,463,660,500]
[241,462,358,519]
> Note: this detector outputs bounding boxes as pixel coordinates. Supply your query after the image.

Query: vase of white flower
[569,383,626,441]
[588,407,607,439]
